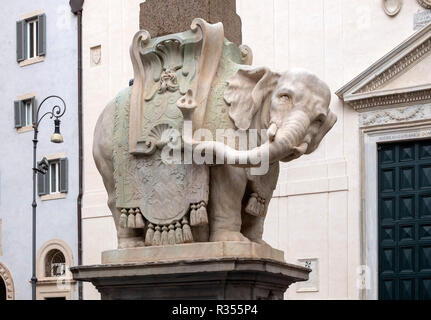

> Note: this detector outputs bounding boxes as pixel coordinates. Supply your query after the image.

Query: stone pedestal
[71,242,309,300]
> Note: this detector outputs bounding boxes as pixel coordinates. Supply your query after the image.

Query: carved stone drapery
[0,263,15,300]
[129,19,228,154]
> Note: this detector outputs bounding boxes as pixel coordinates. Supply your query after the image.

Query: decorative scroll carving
[0,263,15,300]
[359,104,431,127]
[239,45,253,66]
[417,0,431,9]
[356,38,431,94]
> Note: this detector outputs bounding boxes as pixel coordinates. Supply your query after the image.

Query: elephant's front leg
[241,213,267,246]
[209,165,250,242]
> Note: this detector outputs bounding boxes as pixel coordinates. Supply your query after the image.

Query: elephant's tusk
[293,142,308,155]
[267,123,278,142]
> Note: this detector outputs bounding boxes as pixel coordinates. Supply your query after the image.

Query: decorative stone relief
[296,258,319,292]
[0,263,15,300]
[383,0,402,17]
[417,0,431,9]
[351,88,431,110]
[359,104,431,127]
[90,45,101,67]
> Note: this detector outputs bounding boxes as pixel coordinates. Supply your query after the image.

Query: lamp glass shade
[51,119,64,143]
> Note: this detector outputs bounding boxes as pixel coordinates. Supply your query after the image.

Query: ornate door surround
[0,262,15,300]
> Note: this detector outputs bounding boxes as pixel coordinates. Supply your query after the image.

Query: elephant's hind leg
[93,102,144,249]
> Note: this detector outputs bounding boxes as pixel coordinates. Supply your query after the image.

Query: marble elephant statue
[92,19,337,248]
[179,67,337,244]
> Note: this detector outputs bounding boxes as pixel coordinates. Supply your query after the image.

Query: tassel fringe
[161,226,169,245]
[145,223,154,246]
[121,200,208,246]
[119,209,128,229]
[189,202,208,227]
[182,217,194,243]
[175,222,184,243]
[152,225,161,246]
[245,193,266,217]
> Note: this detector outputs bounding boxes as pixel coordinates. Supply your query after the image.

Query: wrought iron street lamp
[31,96,66,300]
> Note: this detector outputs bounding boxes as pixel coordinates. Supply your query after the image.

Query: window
[44,249,66,277]
[36,240,74,300]
[16,14,46,62]
[27,18,38,59]
[24,99,33,126]
[14,97,35,129]
[38,158,68,196]
[49,161,59,194]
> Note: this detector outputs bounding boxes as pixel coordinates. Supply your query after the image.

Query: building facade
[80,0,431,300]
[0,0,80,300]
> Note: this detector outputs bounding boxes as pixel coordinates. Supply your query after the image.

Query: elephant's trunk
[183,110,310,167]
[272,110,310,158]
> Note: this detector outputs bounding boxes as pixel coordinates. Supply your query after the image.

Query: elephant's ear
[224,67,280,130]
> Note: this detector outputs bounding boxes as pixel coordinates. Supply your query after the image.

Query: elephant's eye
[278,94,291,103]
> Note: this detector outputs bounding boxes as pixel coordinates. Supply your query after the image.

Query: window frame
[36,240,75,300]
[38,155,68,200]
[49,160,60,195]
[24,99,34,127]
[14,94,36,131]
[16,12,46,66]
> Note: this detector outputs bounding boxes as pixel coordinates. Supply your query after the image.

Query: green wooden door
[378,140,431,300]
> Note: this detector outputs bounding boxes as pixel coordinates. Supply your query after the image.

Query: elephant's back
[93,87,132,166]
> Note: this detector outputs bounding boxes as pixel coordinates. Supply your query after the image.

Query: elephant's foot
[118,236,145,249]
[210,230,250,242]
[250,238,271,247]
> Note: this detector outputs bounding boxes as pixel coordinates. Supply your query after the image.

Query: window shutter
[16,20,27,62]
[59,158,68,193]
[31,97,36,125]
[38,171,48,196]
[14,101,23,128]
[20,101,26,127]
[37,14,46,56]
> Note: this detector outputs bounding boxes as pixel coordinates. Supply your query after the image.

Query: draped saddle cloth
[112,87,209,230]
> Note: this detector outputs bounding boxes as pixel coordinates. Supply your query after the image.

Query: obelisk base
[71,242,310,300]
